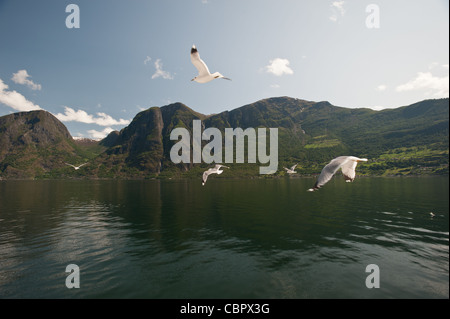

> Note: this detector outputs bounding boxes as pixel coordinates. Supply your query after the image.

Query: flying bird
[65,162,88,170]
[202,164,230,185]
[308,156,368,191]
[284,164,298,174]
[190,45,231,83]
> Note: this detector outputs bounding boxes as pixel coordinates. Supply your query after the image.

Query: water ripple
[0,178,448,298]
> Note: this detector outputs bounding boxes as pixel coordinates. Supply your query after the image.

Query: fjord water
[0,177,448,299]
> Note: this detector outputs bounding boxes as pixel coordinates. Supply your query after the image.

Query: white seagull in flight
[308,156,368,191]
[202,164,230,185]
[65,162,88,170]
[284,163,298,174]
[190,45,231,83]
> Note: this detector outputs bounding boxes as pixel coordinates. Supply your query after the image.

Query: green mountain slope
[0,110,93,179]
[0,97,448,179]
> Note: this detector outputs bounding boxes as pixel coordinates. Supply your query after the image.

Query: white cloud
[443,64,449,70]
[366,105,386,111]
[0,78,42,111]
[330,1,346,22]
[54,106,130,126]
[144,56,152,65]
[151,59,173,80]
[270,84,280,89]
[332,1,345,13]
[428,62,439,70]
[11,70,42,90]
[87,127,114,140]
[396,72,449,98]
[376,84,387,91]
[265,58,294,77]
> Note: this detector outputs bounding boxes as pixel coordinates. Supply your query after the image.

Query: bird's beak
[191,78,195,81]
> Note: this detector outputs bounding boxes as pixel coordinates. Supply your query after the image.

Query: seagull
[65,162,88,170]
[190,45,231,83]
[202,164,229,185]
[430,212,435,218]
[308,156,368,191]
[284,164,298,174]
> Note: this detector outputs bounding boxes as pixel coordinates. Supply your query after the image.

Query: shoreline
[0,174,448,182]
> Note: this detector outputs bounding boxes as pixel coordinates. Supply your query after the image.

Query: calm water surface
[0,177,448,298]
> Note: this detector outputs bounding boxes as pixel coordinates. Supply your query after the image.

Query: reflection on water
[0,177,448,298]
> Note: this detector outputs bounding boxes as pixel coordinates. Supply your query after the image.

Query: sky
[0,0,448,139]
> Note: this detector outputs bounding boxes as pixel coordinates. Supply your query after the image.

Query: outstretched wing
[341,159,358,181]
[65,163,76,169]
[202,169,211,185]
[211,72,231,81]
[215,164,229,169]
[314,156,350,188]
[191,46,210,77]
[290,164,298,171]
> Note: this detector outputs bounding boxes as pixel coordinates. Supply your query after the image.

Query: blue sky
[0,0,448,139]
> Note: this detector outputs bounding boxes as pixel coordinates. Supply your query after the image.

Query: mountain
[0,110,74,178]
[0,97,448,179]
[86,97,448,179]
[0,110,103,179]
[89,103,206,178]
